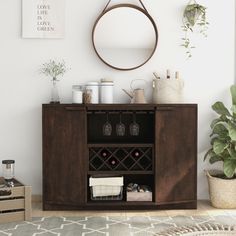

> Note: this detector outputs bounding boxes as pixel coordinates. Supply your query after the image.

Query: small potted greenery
[181,0,209,58]
[40,60,69,103]
[204,85,236,208]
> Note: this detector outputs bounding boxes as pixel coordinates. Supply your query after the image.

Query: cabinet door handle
[65,107,85,111]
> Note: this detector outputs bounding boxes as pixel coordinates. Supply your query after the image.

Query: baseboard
[32,195,42,202]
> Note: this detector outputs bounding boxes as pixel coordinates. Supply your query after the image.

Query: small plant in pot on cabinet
[204,85,236,208]
[40,60,69,103]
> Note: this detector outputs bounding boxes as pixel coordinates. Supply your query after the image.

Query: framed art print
[22,0,65,39]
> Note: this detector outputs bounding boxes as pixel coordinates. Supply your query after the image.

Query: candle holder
[2,160,15,187]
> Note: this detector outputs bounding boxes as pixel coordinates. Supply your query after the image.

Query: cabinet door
[155,106,197,204]
[43,106,87,206]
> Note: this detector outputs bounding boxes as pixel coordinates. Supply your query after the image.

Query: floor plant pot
[206,170,236,209]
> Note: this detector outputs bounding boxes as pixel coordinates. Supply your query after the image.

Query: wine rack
[89,146,153,172]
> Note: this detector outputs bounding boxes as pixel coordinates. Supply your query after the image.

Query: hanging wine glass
[129,112,140,136]
[116,112,125,136]
[103,112,112,136]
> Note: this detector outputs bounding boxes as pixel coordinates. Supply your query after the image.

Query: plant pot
[206,170,236,209]
[184,5,202,27]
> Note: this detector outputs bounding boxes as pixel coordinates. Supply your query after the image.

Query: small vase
[51,79,60,104]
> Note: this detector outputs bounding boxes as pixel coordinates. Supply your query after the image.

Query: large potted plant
[204,85,236,208]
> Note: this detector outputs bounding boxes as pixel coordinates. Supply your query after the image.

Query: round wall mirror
[92,4,158,71]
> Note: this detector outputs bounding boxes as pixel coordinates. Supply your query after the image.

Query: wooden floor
[32,200,236,217]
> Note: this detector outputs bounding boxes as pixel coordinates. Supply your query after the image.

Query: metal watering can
[122,79,147,104]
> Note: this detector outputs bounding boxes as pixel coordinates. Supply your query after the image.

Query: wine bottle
[132,149,141,158]
[100,149,110,158]
[109,157,118,167]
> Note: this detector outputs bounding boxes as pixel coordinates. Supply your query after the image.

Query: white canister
[86,82,99,104]
[72,85,83,104]
[100,79,114,104]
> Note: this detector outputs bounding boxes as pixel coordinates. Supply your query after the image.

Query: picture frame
[22,0,65,39]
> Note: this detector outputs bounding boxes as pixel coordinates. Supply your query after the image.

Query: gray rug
[0,215,235,235]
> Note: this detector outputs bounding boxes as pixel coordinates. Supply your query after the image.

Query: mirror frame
[92,4,158,71]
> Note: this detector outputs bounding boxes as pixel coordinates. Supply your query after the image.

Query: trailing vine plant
[181,0,209,58]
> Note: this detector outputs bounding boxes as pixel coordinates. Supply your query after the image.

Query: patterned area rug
[0,215,235,235]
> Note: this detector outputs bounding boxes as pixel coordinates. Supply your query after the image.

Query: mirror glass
[93,5,158,70]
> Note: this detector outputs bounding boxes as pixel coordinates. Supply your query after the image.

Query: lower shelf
[43,200,197,211]
[87,200,154,205]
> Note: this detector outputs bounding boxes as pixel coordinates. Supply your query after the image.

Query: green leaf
[212,123,228,137]
[204,148,213,161]
[231,105,236,114]
[209,155,222,164]
[210,115,228,129]
[224,159,236,178]
[228,122,236,141]
[210,137,218,145]
[212,102,231,117]
[227,147,236,159]
[213,139,228,155]
[220,149,231,160]
[231,105,236,119]
[230,85,236,105]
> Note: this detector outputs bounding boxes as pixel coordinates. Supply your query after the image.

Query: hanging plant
[181,0,209,58]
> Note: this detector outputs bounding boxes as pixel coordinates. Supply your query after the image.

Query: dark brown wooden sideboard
[42,104,197,210]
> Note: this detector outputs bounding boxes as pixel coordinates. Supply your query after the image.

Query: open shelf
[86,201,155,206]
[87,109,155,205]
[87,112,155,144]
[87,174,154,203]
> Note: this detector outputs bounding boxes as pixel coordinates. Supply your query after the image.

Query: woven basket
[206,170,236,209]
[153,79,184,104]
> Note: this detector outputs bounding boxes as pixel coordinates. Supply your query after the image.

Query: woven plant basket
[153,79,184,104]
[206,170,236,209]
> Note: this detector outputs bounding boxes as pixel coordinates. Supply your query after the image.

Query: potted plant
[181,0,209,58]
[40,60,69,103]
[204,85,236,208]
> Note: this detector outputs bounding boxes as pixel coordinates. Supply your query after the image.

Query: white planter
[206,170,236,209]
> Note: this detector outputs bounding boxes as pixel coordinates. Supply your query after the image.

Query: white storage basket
[153,79,184,104]
[89,176,123,201]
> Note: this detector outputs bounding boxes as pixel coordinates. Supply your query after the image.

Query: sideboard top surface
[42,104,198,109]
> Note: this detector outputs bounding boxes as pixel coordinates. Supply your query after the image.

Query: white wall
[0,0,234,199]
